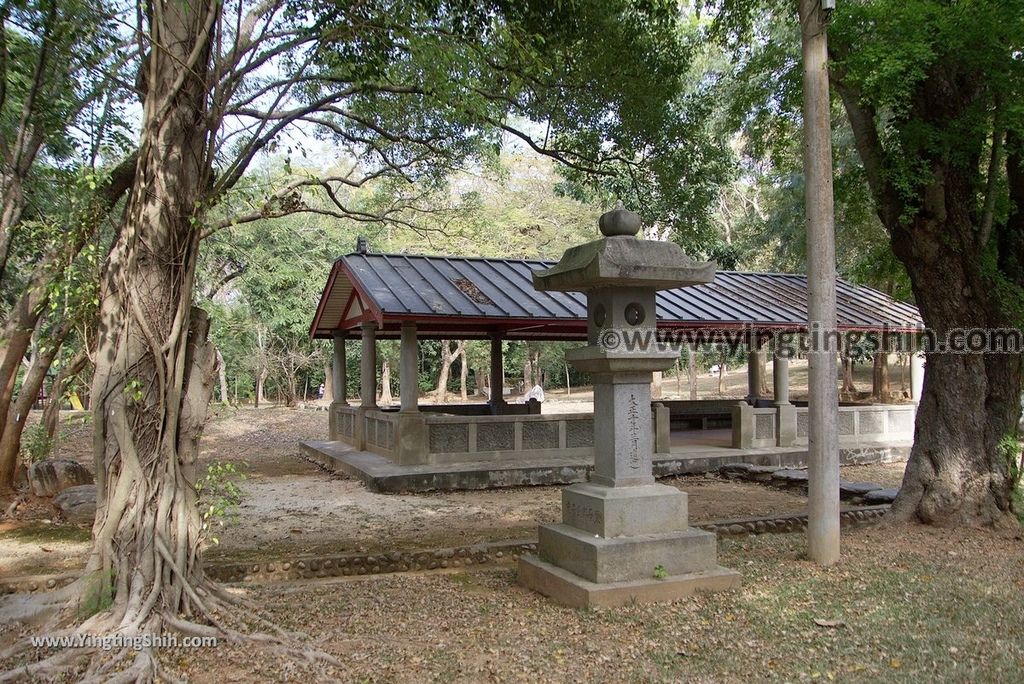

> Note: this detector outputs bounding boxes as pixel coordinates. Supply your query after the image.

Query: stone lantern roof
[531,204,716,293]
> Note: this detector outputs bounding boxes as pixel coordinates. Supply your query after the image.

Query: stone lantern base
[518,555,740,609]
[518,482,740,608]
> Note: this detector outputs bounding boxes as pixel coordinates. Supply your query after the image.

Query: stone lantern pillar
[518,204,740,607]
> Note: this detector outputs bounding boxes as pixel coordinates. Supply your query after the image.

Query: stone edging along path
[0,505,889,595]
[715,462,901,506]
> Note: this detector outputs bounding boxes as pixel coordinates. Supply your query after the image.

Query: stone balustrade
[423,412,595,464]
[732,402,916,448]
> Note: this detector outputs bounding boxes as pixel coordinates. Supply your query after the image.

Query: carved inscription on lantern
[627,393,641,470]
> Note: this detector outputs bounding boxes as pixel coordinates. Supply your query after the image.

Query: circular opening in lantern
[624,303,645,326]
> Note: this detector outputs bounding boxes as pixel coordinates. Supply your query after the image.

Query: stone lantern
[518,204,740,607]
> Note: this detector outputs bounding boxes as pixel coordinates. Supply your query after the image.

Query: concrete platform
[299,439,911,494]
[518,554,741,608]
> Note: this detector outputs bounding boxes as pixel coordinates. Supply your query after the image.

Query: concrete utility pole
[799,0,840,565]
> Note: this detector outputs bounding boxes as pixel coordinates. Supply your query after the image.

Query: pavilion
[301,241,924,492]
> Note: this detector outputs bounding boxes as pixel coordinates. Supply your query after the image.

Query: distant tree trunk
[651,371,663,400]
[458,343,468,401]
[324,362,334,401]
[0,321,72,487]
[758,351,770,397]
[565,363,571,396]
[43,350,89,440]
[255,367,268,408]
[216,347,229,404]
[688,345,698,400]
[474,368,487,397]
[0,307,41,435]
[842,356,856,395]
[899,353,908,394]
[435,340,454,402]
[283,361,298,407]
[376,360,391,403]
[530,348,542,387]
[872,352,890,403]
[717,349,727,395]
[522,351,532,393]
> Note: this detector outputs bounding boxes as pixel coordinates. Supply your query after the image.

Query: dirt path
[1,408,909,576]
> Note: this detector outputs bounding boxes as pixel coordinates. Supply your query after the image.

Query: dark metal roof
[310,252,922,339]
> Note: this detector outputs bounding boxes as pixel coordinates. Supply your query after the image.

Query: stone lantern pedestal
[518,205,740,608]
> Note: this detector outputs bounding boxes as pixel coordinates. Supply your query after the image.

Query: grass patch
[1,521,91,544]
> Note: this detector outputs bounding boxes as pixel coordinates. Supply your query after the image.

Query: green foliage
[999,434,1023,489]
[18,423,54,465]
[653,564,668,580]
[195,462,246,546]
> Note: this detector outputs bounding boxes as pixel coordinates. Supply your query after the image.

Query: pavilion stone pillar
[773,353,796,447]
[329,332,348,440]
[396,322,428,465]
[354,321,377,450]
[399,323,418,413]
[518,203,740,608]
[488,332,506,415]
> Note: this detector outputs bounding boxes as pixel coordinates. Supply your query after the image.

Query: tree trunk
[841,356,856,395]
[324,362,333,401]
[216,347,229,404]
[474,367,488,397]
[255,367,267,408]
[832,50,1024,526]
[0,310,41,445]
[379,359,393,405]
[0,328,68,488]
[872,351,890,403]
[717,350,726,395]
[758,351,770,397]
[43,350,89,440]
[688,344,698,400]
[889,230,1022,525]
[435,340,453,402]
[84,0,220,659]
[458,343,468,401]
[651,371,663,400]
[0,311,82,488]
[522,351,532,394]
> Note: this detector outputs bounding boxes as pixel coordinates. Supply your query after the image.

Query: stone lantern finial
[598,201,641,237]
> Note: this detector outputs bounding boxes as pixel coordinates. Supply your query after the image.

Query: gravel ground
[0,408,908,575]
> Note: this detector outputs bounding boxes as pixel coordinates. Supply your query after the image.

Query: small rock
[718,463,754,477]
[864,488,899,504]
[53,484,97,524]
[29,460,93,497]
[771,469,809,483]
[744,465,780,481]
[839,481,884,497]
